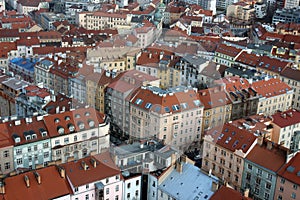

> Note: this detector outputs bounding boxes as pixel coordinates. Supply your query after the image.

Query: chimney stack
[81,161,88,171]
[58,166,65,178]
[244,188,250,197]
[267,141,273,150]
[211,181,219,192]
[257,135,263,146]
[90,158,97,168]
[24,175,30,188]
[0,181,5,194]
[34,171,41,184]
[176,162,183,174]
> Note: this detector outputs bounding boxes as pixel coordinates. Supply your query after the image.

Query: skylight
[135,98,143,105]
[145,103,152,109]
[165,107,170,113]
[193,100,201,106]
[172,104,180,111]
[180,103,188,109]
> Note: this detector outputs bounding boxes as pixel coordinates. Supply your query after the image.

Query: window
[115,185,119,192]
[257,169,262,176]
[28,147,31,152]
[278,195,282,200]
[64,137,69,144]
[135,190,139,196]
[3,150,9,157]
[266,182,271,190]
[43,142,49,148]
[127,193,130,198]
[248,164,252,170]
[86,184,89,189]
[279,186,284,192]
[293,184,298,190]
[106,188,109,195]
[256,177,261,185]
[280,178,285,184]
[44,152,49,158]
[115,195,119,200]
[264,192,270,200]
[246,173,251,181]
[4,162,10,170]
[136,180,139,185]
[34,145,37,151]
[85,194,89,200]
[17,158,22,165]
[267,173,272,181]
[74,187,78,192]
[16,149,22,155]
[152,181,156,187]
[127,183,131,188]
[291,193,296,199]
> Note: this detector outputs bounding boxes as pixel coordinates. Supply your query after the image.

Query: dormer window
[31,134,37,139]
[85,112,90,116]
[39,128,47,137]
[57,126,65,135]
[75,114,81,118]
[54,118,60,123]
[88,120,95,128]
[68,123,75,132]
[25,135,31,141]
[24,132,31,141]
[78,122,85,130]
[12,134,21,143]
[65,116,71,121]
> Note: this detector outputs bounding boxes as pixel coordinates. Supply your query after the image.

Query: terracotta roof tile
[280,67,300,81]
[198,86,230,109]
[252,78,292,98]
[246,141,288,172]
[2,165,71,200]
[60,156,121,187]
[210,186,252,200]
[235,51,260,67]
[205,123,257,153]
[272,109,300,128]
[215,43,242,58]
[277,152,300,185]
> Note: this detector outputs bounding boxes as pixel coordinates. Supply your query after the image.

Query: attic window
[12,134,21,143]
[57,126,65,135]
[145,103,152,109]
[39,128,47,137]
[75,114,81,118]
[180,103,188,110]
[85,112,90,116]
[135,98,143,105]
[172,105,180,111]
[78,122,85,130]
[165,107,170,113]
[65,116,71,121]
[88,120,95,128]
[155,106,161,112]
[287,166,295,173]
[193,100,201,106]
[68,124,75,132]
[54,118,60,123]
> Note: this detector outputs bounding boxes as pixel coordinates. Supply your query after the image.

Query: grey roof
[158,163,218,200]
[182,54,208,66]
[2,78,29,90]
[247,43,273,52]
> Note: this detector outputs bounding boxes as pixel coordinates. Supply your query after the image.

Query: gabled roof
[215,43,242,58]
[205,123,257,154]
[2,165,71,200]
[256,56,290,73]
[252,78,292,98]
[198,86,230,109]
[130,85,202,114]
[235,51,260,67]
[246,141,287,172]
[272,109,300,128]
[210,186,252,200]
[60,156,121,187]
[280,67,300,81]
[277,152,300,185]
[43,107,106,138]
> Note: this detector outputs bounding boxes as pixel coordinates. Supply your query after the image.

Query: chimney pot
[0,181,5,194]
[58,166,65,178]
[34,171,41,184]
[176,162,183,174]
[24,175,30,188]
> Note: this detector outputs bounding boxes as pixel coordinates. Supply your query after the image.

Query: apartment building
[227,2,254,23]
[272,7,300,24]
[60,156,123,200]
[9,57,38,83]
[86,71,113,113]
[86,46,138,73]
[17,0,49,15]
[202,123,257,191]
[255,56,291,77]
[76,11,131,30]
[271,109,300,151]
[43,107,110,164]
[198,86,232,132]
[218,77,259,120]
[111,140,178,173]
[253,78,293,116]
[0,124,13,176]
[34,57,55,89]
[214,44,242,67]
[122,172,142,200]
[284,0,300,9]
[6,116,52,170]
[275,152,300,200]
[241,139,288,200]
[280,68,300,110]
[105,70,159,139]
[129,85,203,151]
[0,77,29,116]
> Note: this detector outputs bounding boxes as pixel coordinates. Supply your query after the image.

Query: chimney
[58,166,65,178]
[244,188,250,197]
[34,171,41,184]
[24,175,30,188]
[149,53,152,58]
[267,141,273,150]
[171,153,177,165]
[81,161,88,171]
[140,140,144,149]
[257,135,263,146]
[211,181,219,192]
[0,181,5,194]
[90,158,97,168]
[176,162,183,174]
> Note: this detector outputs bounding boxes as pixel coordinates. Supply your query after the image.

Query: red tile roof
[210,186,252,200]
[280,67,300,81]
[205,123,257,153]
[198,86,230,109]
[235,51,260,67]
[130,86,201,114]
[252,78,292,98]
[0,123,13,148]
[256,56,291,74]
[215,43,242,58]
[43,107,106,138]
[2,165,71,200]
[16,37,40,46]
[246,141,288,172]
[272,109,300,128]
[277,152,300,185]
[60,156,121,187]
